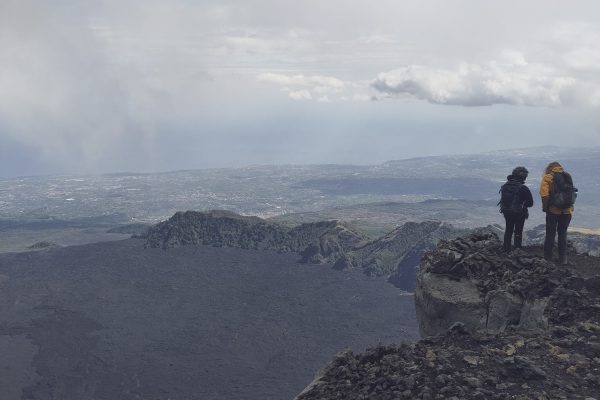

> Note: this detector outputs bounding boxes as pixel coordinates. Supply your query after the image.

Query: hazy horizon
[2,1,600,177]
[0,144,596,179]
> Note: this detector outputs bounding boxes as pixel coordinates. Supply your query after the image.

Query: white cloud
[371,60,582,107]
[259,72,356,101]
[288,89,312,101]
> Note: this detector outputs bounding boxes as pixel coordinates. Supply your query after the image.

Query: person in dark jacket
[499,166,534,252]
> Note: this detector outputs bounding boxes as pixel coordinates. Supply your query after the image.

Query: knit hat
[512,166,529,179]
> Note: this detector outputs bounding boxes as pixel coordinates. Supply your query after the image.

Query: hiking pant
[544,213,572,261]
[503,213,526,252]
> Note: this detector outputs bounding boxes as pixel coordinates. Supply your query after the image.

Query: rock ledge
[296,233,600,400]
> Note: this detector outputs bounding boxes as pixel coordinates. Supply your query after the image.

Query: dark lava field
[0,239,418,400]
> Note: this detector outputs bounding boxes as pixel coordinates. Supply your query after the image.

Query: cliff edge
[415,232,599,337]
[295,233,600,400]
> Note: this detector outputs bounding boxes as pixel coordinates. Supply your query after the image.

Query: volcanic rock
[144,211,367,264]
[144,211,476,290]
[27,241,61,250]
[295,233,600,399]
[415,232,599,336]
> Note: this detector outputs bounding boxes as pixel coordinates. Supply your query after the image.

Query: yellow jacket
[539,166,574,215]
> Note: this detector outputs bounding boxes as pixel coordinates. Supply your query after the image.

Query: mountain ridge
[143,210,479,290]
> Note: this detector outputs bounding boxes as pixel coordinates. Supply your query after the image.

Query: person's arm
[522,186,534,208]
[540,174,552,212]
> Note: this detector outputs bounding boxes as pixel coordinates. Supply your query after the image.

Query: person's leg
[513,215,526,249]
[503,214,515,252]
[557,213,572,264]
[544,213,558,260]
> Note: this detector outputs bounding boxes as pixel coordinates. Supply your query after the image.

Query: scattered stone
[463,355,480,366]
[27,241,61,250]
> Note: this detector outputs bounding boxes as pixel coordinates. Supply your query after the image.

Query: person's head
[512,166,529,180]
[544,161,562,175]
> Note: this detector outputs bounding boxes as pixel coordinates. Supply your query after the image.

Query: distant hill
[144,210,367,265]
[144,210,494,291]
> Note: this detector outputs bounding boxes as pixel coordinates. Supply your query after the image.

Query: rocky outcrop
[296,233,600,400]
[144,210,290,250]
[292,220,367,264]
[144,211,476,290]
[27,241,61,250]
[335,221,471,291]
[415,232,599,337]
[144,210,367,264]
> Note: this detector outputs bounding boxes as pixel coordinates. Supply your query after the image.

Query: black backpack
[498,182,524,214]
[550,172,577,209]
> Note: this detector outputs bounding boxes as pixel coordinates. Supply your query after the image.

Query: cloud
[371,59,582,107]
[258,72,372,101]
[2,0,600,175]
[0,0,220,173]
[288,89,312,101]
[551,23,600,73]
[258,73,344,90]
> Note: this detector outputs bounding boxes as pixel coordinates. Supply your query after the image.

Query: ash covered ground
[0,238,418,400]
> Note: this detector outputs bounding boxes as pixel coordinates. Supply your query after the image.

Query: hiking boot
[514,235,523,249]
[559,255,568,265]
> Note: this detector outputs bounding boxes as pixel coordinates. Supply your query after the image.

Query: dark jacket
[502,175,534,218]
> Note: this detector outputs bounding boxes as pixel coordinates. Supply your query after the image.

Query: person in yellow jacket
[539,161,575,264]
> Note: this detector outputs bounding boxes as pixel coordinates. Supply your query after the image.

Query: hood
[507,174,525,183]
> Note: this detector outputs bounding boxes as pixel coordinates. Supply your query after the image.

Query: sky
[1,0,600,177]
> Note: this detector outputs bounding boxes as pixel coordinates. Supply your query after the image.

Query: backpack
[498,182,524,214]
[550,172,577,209]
